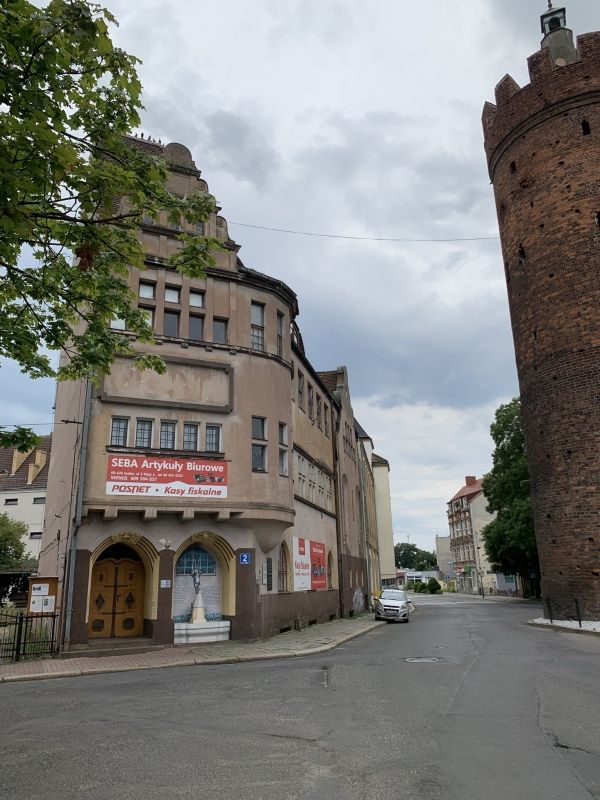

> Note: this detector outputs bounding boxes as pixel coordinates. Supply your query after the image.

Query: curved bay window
[278,543,290,592]
[172,545,221,622]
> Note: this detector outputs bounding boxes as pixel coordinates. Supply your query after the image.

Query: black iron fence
[0,609,59,664]
[544,596,583,628]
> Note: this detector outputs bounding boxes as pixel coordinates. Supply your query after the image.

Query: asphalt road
[2,595,599,800]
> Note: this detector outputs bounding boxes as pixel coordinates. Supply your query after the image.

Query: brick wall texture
[483,31,600,619]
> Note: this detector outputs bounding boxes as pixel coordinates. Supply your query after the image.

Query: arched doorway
[172,545,222,622]
[88,543,145,639]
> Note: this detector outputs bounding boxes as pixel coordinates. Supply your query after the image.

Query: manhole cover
[405,657,441,663]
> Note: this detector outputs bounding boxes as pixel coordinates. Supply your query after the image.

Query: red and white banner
[293,537,327,591]
[106,456,228,498]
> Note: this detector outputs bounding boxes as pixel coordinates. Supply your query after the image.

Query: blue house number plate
[239,552,252,565]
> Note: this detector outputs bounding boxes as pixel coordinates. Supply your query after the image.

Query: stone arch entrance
[88,543,145,639]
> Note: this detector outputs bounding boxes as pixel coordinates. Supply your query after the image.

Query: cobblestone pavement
[0,616,383,683]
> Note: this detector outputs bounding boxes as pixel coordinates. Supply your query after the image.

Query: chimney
[465,476,477,487]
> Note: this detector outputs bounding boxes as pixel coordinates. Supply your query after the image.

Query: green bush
[435,589,443,594]
[427,578,441,594]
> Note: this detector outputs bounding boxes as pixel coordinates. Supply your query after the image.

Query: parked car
[374,589,410,623]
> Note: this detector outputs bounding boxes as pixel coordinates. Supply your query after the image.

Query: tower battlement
[483,31,600,175]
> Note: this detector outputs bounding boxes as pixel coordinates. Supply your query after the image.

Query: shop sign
[293,537,327,591]
[106,456,228,498]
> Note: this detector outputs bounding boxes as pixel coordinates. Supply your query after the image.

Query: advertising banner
[106,455,228,498]
[293,537,327,591]
[310,540,327,590]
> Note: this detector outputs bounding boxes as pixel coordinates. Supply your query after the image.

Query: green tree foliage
[394,542,437,570]
[482,398,539,578]
[0,513,28,571]
[0,0,219,449]
[427,577,441,594]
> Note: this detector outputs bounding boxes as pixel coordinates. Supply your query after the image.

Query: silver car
[375,589,410,623]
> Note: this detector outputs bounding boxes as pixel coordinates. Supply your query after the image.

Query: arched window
[327,551,334,589]
[278,544,289,592]
[175,546,216,576]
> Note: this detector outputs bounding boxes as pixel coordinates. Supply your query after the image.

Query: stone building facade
[38,139,390,647]
[483,7,600,618]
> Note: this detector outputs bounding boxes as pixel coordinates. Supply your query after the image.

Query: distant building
[372,454,396,586]
[435,534,453,581]
[0,436,52,559]
[447,476,516,595]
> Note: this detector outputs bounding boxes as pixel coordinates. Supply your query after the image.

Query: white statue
[190,561,206,624]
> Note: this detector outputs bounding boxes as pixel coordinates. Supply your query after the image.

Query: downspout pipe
[63,379,92,648]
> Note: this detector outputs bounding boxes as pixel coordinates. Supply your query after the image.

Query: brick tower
[482,5,600,619]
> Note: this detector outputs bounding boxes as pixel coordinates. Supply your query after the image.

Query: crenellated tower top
[482,7,600,177]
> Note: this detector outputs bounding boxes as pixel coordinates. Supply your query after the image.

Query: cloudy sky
[3,1,598,550]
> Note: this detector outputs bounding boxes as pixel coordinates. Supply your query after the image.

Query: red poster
[106,455,228,498]
[310,540,327,590]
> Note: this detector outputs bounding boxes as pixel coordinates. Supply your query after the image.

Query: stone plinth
[174,620,230,644]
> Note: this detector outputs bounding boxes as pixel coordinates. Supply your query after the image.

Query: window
[183,423,198,451]
[33,497,45,505]
[277,312,284,357]
[298,372,305,409]
[279,448,288,477]
[175,545,216,576]
[213,318,228,344]
[165,286,181,304]
[110,317,126,330]
[139,307,154,328]
[169,219,182,231]
[142,214,154,226]
[163,311,180,337]
[252,444,266,472]
[29,532,42,540]
[4,498,17,506]
[139,282,155,299]
[189,291,204,308]
[278,423,288,476]
[296,453,307,499]
[135,420,153,448]
[160,421,176,449]
[324,406,330,437]
[250,302,265,351]
[316,395,322,429]
[189,315,204,341]
[206,424,221,453]
[195,221,205,236]
[308,384,314,419]
[110,417,128,447]
[327,552,333,589]
[252,416,266,440]
[278,545,289,592]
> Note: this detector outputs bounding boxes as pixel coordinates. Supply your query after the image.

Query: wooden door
[88,558,145,638]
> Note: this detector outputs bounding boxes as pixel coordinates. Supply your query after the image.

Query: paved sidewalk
[0,616,383,684]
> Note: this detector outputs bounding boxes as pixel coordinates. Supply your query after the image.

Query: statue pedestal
[191,591,206,624]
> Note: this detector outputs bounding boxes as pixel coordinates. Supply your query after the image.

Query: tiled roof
[372,453,389,467]
[353,418,370,440]
[317,371,338,394]
[450,477,484,502]
[0,436,52,493]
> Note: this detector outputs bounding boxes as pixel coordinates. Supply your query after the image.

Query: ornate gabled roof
[0,435,52,493]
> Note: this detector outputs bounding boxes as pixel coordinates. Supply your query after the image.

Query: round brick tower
[482,5,600,620]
